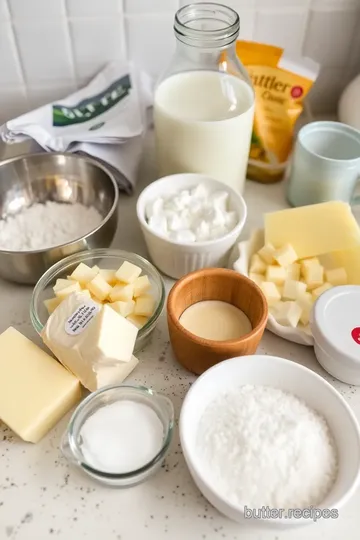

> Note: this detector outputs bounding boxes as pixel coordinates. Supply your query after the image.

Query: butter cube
[260,281,281,306]
[286,262,300,281]
[80,304,138,364]
[249,272,265,287]
[249,254,266,274]
[115,261,142,284]
[0,327,81,443]
[133,275,151,298]
[87,274,112,301]
[266,265,287,285]
[134,295,156,317]
[274,244,298,267]
[98,269,118,286]
[258,243,276,264]
[303,263,324,291]
[312,282,333,300]
[70,263,98,284]
[53,278,72,292]
[44,297,62,314]
[109,283,134,302]
[94,354,139,390]
[300,257,320,278]
[110,300,135,317]
[92,265,100,272]
[55,281,81,299]
[126,314,149,329]
[274,301,302,328]
[297,293,313,326]
[282,279,307,301]
[325,267,347,286]
[42,296,139,391]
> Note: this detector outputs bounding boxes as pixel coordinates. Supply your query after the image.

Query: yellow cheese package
[236,41,320,183]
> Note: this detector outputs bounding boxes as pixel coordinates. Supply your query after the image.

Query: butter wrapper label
[65,302,100,335]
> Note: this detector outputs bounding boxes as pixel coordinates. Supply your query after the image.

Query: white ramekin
[136,174,247,279]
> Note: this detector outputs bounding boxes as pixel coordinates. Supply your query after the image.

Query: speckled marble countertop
[1,135,360,540]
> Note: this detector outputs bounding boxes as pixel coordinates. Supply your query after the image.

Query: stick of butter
[42,292,138,391]
[0,327,81,443]
[265,202,360,259]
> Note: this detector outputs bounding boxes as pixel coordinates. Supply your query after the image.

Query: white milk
[154,70,254,193]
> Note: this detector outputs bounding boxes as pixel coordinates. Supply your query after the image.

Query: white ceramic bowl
[136,174,247,279]
[180,355,360,529]
[232,229,314,346]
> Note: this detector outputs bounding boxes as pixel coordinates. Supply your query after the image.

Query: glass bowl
[30,249,165,352]
[61,385,174,487]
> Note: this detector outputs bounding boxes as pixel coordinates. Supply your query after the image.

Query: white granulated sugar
[80,400,164,474]
[0,201,103,251]
[196,385,338,509]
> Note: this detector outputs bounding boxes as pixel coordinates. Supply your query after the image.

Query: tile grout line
[63,0,78,88]
[4,0,28,104]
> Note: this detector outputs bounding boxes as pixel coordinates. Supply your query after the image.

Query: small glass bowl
[30,249,165,352]
[61,385,174,487]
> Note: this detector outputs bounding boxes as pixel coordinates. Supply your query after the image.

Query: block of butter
[42,292,139,391]
[265,202,360,259]
[0,327,81,443]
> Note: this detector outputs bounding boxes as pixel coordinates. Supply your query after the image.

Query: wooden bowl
[167,268,268,375]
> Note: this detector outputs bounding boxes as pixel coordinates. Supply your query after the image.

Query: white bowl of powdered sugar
[180,355,360,528]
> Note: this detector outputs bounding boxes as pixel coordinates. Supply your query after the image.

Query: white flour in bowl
[0,201,103,251]
[196,385,338,510]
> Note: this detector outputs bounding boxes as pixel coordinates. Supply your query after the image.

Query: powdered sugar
[0,201,103,251]
[196,385,338,510]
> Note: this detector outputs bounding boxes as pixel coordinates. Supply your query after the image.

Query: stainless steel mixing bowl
[0,152,119,284]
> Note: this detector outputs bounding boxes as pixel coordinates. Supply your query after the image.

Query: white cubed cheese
[286,262,301,281]
[249,273,265,287]
[312,282,333,300]
[260,281,281,306]
[282,279,307,301]
[266,265,287,285]
[297,293,313,326]
[257,243,276,264]
[133,275,151,298]
[134,295,156,317]
[274,301,302,328]
[303,263,324,291]
[115,261,142,284]
[110,300,135,318]
[109,284,134,303]
[98,269,118,286]
[53,278,72,292]
[273,244,298,267]
[250,254,267,274]
[87,274,112,301]
[44,297,62,314]
[126,314,149,329]
[55,281,81,299]
[325,267,347,286]
[70,263,98,284]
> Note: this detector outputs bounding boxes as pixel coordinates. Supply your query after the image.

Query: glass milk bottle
[154,2,255,193]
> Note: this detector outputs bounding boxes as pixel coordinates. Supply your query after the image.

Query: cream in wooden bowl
[167,268,268,375]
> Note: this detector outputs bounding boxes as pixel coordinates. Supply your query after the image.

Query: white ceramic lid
[310,285,360,363]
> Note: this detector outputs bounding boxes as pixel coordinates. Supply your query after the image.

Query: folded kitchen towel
[0,60,153,194]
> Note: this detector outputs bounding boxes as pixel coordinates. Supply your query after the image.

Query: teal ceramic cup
[287,121,360,207]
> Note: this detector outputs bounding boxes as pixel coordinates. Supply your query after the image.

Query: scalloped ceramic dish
[232,229,314,346]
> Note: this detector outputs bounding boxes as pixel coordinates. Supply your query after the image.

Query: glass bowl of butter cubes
[31,249,165,355]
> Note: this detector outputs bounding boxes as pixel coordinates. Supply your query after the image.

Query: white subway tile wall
[0,0,359,122]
